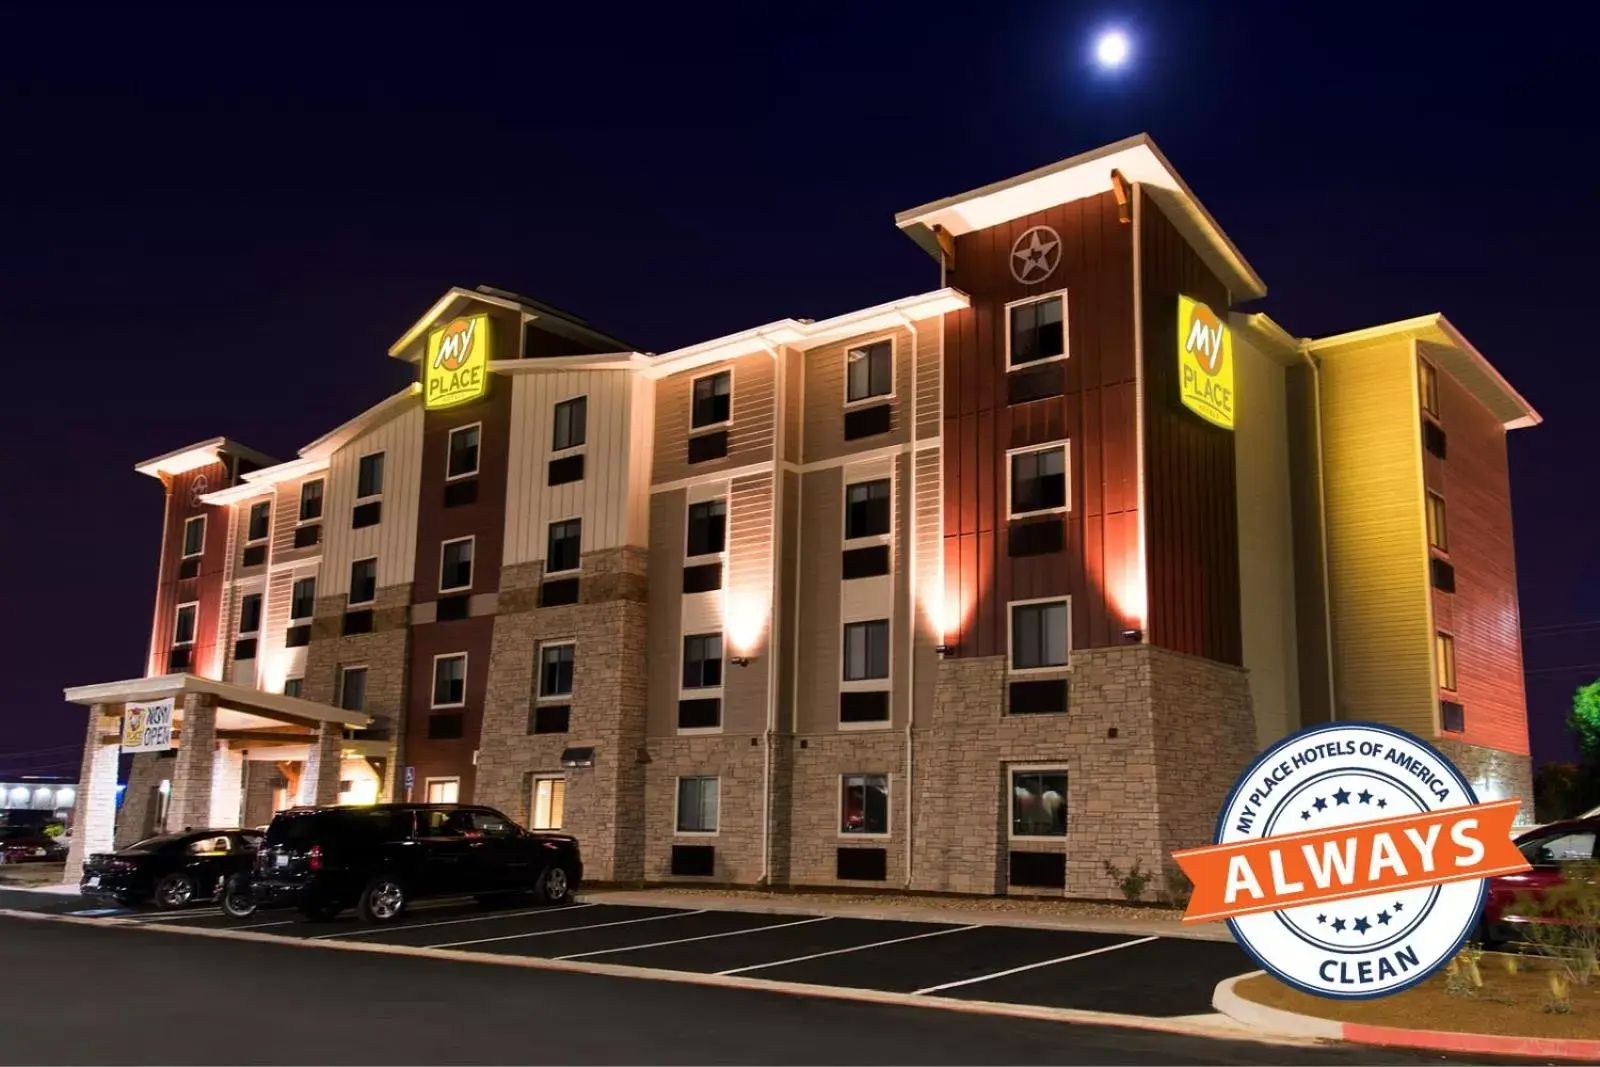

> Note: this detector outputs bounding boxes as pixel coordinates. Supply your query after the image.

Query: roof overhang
[62,673,370,730]
[389,285,634,364]
[299,384,421,461]
[1305,314,1540,430]
[388,286,528,361]
[895,134,1266,301]
[134,438,278,480]
[487,352,654,376]
[1230,312,1303,367]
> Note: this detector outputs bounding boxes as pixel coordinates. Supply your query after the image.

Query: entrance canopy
[63,673,371,736]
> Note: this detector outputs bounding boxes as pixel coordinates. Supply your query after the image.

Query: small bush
[43,822,64,839]
[1164,867,1194,908]
[1102,858,1153,903]
[1513,860,1600,989]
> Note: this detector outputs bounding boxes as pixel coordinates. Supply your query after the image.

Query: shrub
[1102,858,1153,903]
[1512,860,1600,992]
[43,822,64,839]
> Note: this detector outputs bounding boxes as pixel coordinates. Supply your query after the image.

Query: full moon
[1095,29,1131,69]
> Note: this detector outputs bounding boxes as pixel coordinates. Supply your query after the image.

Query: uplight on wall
[724,589,769,666]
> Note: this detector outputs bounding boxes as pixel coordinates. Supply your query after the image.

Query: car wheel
[532,865,572,906]
[357,877,407,924]
[153,873,196,910]
[221,885,258,920]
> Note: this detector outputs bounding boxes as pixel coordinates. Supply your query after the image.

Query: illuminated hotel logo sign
[425,314,490,409]
[1177,295,1234,430]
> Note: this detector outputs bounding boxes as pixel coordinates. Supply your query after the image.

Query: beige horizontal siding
[652,352,776,484]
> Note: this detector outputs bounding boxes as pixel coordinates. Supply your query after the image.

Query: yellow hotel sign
[425,314,490,409]
[1177,295,1234,430]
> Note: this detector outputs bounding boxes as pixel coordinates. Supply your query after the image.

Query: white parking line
[312,902,598,939]
[717,922,980,975]
[231,919,298,930]
[556,915,832,960]
[911,935,1160,995]
[433,909,706,949]
[129,909,226,923]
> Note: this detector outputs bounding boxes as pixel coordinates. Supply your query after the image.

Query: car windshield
[127,834,185,851]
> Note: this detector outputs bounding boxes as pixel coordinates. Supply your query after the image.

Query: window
[1520,831,1596,867]
[282,678,304,698]
[247,502,270,543]
[841,774,889,835]
[1011,599,1070,671]
[290,577,317,622]
[182,516,206,558]
[1010,444,1067,516]
[846,340,892,403]
[1423,420,1448,459]
[686,500,726,558]
[349,558,377,606]
[682,634,723,690]
[1419,358,1439,417]
[1011,769,1068,838]
[1426,492,1448,553]
[446,424,480,480]
[553,396,587,451]
[546,519,581,575]
[298,479,324,522]
[1436,631,1457,691]
[538,643,574,699]
[1008,294,1066,367]
[845,479,891,539]
[531,777,566,831]
[440,537,474,592]
[338,667,367,713]
[691,371,731,428]
[425,778,460,804]
[432,654,467,708]
[173,603,198,646]
[238,593,262,636]
[357,452,385,499]
[676,777,719,834]
[843,621,890,682]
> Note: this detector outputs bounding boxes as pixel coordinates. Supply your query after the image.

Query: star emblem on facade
[1009,225,1062,284]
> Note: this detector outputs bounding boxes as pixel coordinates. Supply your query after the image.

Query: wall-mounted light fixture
[1120,627,1143,642]
[730,655,751,668]
[934,644,955,658]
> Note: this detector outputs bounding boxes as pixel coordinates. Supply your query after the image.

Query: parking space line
[555,915,832,960]
[911,934,1160,995]
[128,909,225,923]
[311,903,598,939]
[433,909,706,949]
[232,919,298,930]
[717,922,980,975]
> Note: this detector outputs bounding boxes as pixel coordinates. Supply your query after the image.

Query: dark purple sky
[2,2,1594,778]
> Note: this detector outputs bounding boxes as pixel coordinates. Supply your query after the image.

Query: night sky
[3,3,1595,779]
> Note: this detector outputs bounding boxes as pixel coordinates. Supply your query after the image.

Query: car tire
[153,873,196,910]
[357,877,408,924]
[298,901,342,922]
[222,885,258,920]
[531,865,572,906]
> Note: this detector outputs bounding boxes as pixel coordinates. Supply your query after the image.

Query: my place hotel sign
[1177,295,1234,430]
[425,313,490,410]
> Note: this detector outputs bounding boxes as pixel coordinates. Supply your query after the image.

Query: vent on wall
[1008,850,1066,889]
[1430,557,1456,593]
[682,562,723,593]
[427,713,465,740]
[548,454,585,486]
[436,594,470,622]
[841,545,891,579]
[1008,361,1066,405]
[1007,518,1063,557]
[843,403,892,441]
[670,844,716,877]
[177,558,200,580]
[529,705,570,734]
[241,544,267,568]
[292,523,321,548]
[233,638,258,662]
[285,624,311,649]
[687,431,729,464]
[540,578,580,607]
[836,847,888,881]
[443,479,478,508]
[342,609,374,635]
[167,647,192,672]
[1009,679,1069,715]
[840,690,889,723]
[352,501,382,529]
[1441,700,1466,733]
[1423,420,1448,459]
[678,698,721,730]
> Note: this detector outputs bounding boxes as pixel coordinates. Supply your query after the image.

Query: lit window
[553,396,588,451]
[531,776,566,831]
[1419,359,1439,417]
[1011,599,1069,671]
[1008,294,1066,367]
[338,666,368,713]
[1010,445,1068,516]
[691,371,732,428]
[425,778,460,804]
[682,634,723,690]
[546,519,582,575]
[538,643,574,699]
[440,537,474,592]
[846,340,892,403]
[686,500,726,558]
[1427,492,1448,553]
[173,603,198,646]
[1436,632,1457,692]
[182,516,206,558]
[247,502,271,543]
[298,479,324,522]
[845,480,891,539]
[290,577,317,622]
[349,558,377,606]
[843,621,890,682]
[357,452,385,499]
[676,777,719,833]
[237,593,262,636]
[841,774,889,835]
[432,654,466,707]
[447,424,481,480]
[1011,769,1068,838]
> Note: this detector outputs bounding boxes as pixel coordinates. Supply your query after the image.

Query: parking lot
[44,895,1250,1018]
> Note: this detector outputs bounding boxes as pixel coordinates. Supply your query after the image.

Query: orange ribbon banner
[1171,799,1529,924]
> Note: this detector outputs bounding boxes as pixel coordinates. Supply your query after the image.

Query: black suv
[248,804,581,923]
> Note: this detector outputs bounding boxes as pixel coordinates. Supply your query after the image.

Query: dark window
[298,479,324,522]
[687,429,729,463]
[290,577,317,621]
[234,637,258,662]
[539,577,580,607]
[546,519,582,575]
[1423,420,1448,458]
[349,558,377,605]
[443,478,479,507]
[842,403,892,441]
[238,593,262,635]
[1011,446,1067,515]
[435,594,469,622]
[841,544,891,579]
[341,609,373,635]
[530,705,570,734]
[167,646,192,672]
[1009,678,1069,715]
[173,603,198,646]
[682,634,723,689]
[846,340,892,402]
[351,501,381,528]
[282,678,303,698]
[1431,557,1456,593]
[247,501,270,542]
[691,371,731,428]
[447,424,480,479]
[1012,770,1068,837]
[841,774,889,834]
[677,698,722,729]
[1012,600,1069,670]
[285,624,311,648]
[843,621,890,681]
[427,713,465,740]
[547,453,584,485]
[338,667,367,713]
[677,777,718,832]
[1008,360,1066,404]
[441,538,474,592]
[670,844,716,876]
[539,644,574,699]
[1009,851,1067,888]
[682,562,723,593]
[1009,295,1065,367]
[241,544,267,567]
[686,500,727,557]
[432,655,466,707]
[845,480,891,539]
[357,452,385,498]
[553,396,587,451]
[178,557,200,579]
[1008,517,1064,557]
[182,516,205,558]
[839,690,890,722]
[1441,700,1465,733]
[836,847,888,881]
[292,523,321,548]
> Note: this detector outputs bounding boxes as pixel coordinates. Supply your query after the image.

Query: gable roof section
[134,437,278,480]
[388,284,635,363]
[299,383,422,460]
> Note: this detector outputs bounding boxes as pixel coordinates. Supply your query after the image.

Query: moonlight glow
[1094,29,1131,69]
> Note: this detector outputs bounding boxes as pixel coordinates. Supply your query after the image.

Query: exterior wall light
[730,655,751,667]
[934,644,955,658]
[1121,627,1143,642]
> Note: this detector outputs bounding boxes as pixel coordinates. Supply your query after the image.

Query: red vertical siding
[148,461,231,679]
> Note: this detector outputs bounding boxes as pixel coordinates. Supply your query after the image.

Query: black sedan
[81,829,262,909]
[0,825,66,864]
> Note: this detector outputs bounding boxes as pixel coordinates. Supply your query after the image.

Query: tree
[1569,678,1600,763]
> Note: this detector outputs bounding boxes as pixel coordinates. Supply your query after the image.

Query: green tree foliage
[1570,678,1600,762]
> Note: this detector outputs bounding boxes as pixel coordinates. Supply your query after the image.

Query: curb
[0,908,1308,1050]
[577,890,1234,943]
[1212,971,1600,1063]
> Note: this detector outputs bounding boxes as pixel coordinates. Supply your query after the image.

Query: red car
[1480,817,1597,945]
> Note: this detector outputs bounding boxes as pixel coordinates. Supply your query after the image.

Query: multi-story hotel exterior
[63,135,1540,899]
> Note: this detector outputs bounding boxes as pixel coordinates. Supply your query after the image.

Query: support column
[296,724,343,807]
[65,704,119,884]
[209,745,245,828]
[167,694,217,832]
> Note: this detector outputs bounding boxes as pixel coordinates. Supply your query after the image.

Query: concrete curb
[0,908,1309,1050]
[1212,971,1600,1062]
[577,890,1234,943]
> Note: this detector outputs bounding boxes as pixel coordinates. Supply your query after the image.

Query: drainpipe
[897,311,919,889]
[757,335,783,887]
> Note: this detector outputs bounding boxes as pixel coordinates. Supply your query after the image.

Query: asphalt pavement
[0,917,1475,1065]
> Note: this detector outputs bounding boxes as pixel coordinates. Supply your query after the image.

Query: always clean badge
[1177,294,1234,429]
[1172,723,1529,999]
[425,313,490,410]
